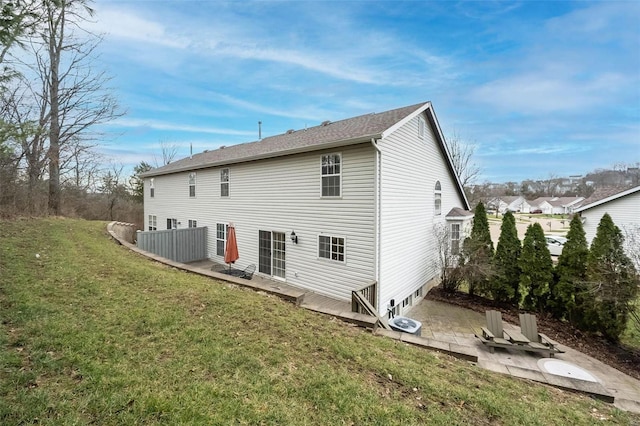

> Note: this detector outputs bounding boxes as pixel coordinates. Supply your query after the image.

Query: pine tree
[519,223,554,312]
[463,202,494,296]
[550,215,588,321]
[585,213,639,341]
[491,211,521,304]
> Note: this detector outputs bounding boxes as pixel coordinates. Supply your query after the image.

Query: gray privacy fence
[136,227,208,263]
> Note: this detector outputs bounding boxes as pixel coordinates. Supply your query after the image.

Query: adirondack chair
[519,313,564,357]
[477,310,514,353]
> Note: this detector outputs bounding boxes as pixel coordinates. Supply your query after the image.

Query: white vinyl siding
[579,190,640,269]
[378,112,467,314]
[143,144,376,301]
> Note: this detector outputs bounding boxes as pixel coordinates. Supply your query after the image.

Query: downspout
[370,138,382,315]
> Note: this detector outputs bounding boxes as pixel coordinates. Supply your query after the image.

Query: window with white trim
[418,117,426,139]
[189,172,196,197]
[451,223,461,255]
[150,178,155,198]
[321,154,341,197]
[220,168,229,197]
[414,287,423,298]
[434,181,442,216]
[318,235,345,262]
[216,223,227,256]
[148,215,157,231]
[402,295,412,308]
[188,220,197,228]
[167,218,177,229]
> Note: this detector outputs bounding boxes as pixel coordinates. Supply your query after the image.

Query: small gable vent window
[419,117,426,139]
[150,178,155,198]
[434,181,442,216]
[189,172,196,197]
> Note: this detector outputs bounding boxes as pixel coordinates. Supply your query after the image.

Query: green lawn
[0,218,636,424]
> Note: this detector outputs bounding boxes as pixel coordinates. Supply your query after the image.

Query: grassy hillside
[0,218,636,425]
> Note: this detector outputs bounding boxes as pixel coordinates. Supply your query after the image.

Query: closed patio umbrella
[224,223,239,270]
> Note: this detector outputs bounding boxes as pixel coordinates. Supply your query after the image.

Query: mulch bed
[426,286,640,381]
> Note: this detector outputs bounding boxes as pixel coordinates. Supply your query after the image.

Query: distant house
[574,185,640,269]
[528,196,584,215]
[488,196,530,214]
[528,197,555,214]
[141,102,472,317]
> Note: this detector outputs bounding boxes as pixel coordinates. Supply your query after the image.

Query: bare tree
[35,0,121,215]
[98,163,129,221]
[153,141,179,167]
[433,223,464,293]
[446,131,481,190]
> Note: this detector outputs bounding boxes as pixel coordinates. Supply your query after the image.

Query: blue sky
[89,0,640,183]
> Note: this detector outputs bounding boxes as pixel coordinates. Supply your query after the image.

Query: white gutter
[371,137,382,314]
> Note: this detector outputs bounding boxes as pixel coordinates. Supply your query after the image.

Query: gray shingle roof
[143,102,426,177]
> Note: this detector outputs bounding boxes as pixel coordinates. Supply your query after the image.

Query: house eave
[141,134,379,178]
[574,185,640,213]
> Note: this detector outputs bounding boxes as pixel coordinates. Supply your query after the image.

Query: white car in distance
[545,235,568,257]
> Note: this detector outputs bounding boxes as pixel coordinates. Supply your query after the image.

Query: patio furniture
[240,264,256,280]
[477,310,514,353]
[218,264,256,280]
[519,313,564,357]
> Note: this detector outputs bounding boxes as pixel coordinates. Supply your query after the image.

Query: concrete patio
[407,299,640,413]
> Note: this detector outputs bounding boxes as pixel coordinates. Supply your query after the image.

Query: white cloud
[90,5,189,48]
[109,118,255,136]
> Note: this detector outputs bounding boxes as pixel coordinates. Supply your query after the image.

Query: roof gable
[143,102,425,178]
[575,185,640,213]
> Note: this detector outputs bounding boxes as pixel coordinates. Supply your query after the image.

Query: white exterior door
[258,230,286,279]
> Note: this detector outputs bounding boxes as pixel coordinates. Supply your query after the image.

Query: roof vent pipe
[258,121,262,140]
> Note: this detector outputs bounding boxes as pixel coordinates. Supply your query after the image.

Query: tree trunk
[47,2,63,216]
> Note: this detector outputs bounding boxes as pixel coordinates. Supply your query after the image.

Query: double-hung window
[318,235,345,262]
[167,218,177,229]
[188,219,198,228]
[216,223,227,256]
[149,178,155,198]
[148,215,157,231]
[450,223,461,255]
[434,181,442,216]
[220,168,229,197]
[189,173,196,197]
[321,154,341,197]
